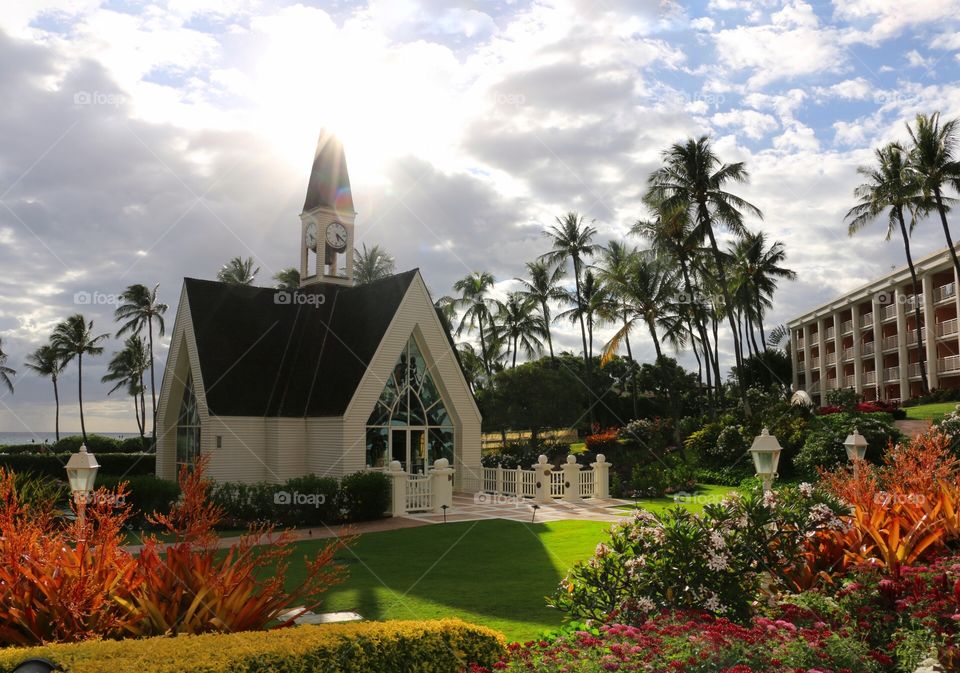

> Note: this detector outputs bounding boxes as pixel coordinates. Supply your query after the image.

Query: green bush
[98,475,179,519]
[0,453,154,479]
[338,471,391,522]
[52,434,129,454]
[282,474,340,525]
[825,386,860,410]
[210,481,284,525]
[0,619,506,673]
[794,412,902,477]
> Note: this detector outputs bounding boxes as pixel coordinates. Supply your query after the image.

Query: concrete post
[817,317,827,398]
[790,328,799,391]
[922,273,938,390]
[388,460,408,517]
[591,454,611,499]
[495,464,503,495]
[833,309,844,388]
[851,303,863,394]
[802,324,812,393]
[871,295,885,400]
[895,287,910,400]
[532,454,552,504]
[430,458,455,514]
[562,454,581,502]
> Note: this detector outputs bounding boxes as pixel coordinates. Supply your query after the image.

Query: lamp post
[749,428,783,493]
[65,444,99,532]
[843,427,868,478]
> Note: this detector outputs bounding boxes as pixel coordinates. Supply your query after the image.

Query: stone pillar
[430,458,455,514]
[495,464,504,495]
[532,455,552,504]
[852,303,863,394]
[871,295,885,400]
[562,454,581,502]
[591,454,611,499]
[817,317,827,396]
[790,328,799,392]
[802,324,812,393]
[922,273,938,390]
[895,286,910,400]
[388,460,408,517]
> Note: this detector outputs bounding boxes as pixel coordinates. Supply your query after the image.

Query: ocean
[0,431,132,446]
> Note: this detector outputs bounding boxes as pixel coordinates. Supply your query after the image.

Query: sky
[0,0,959,434]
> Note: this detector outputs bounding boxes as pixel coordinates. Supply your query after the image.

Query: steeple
[299,130,356,287]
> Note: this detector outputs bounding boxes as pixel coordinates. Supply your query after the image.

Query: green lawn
[284,519,608,642]
[904,401,958,421]
[614,482,736,515]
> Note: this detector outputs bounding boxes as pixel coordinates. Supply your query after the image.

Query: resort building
[787,246,960,404]
[155,131,482,487]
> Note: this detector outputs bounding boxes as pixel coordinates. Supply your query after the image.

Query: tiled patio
[400,492,634,524]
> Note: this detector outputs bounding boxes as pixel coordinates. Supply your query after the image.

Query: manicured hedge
[97,475,179,518]
[0,619,505,673]
[0,453,155,479]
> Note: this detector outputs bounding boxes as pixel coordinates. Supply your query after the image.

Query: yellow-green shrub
[0,619,505,673]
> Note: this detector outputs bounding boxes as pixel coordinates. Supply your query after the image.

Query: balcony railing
[796,338,805,350]
[882,335,899,351]
[826,377,838,389]
[908,362,922,378]
[844,374,855,387]
[938,318,958,338]
[884,366,900,382]
[936,282,957,302]
[864,371,877,384]
[841,320,853,334]
[826,327,836,340]
[860,312,874,327]
[862,341,875,356]
[906,329,919,346]
[826,352,837,364]
[882,304,898,321]
[842,347,854,360]
[940,355,960,374]
[811,357,821,368]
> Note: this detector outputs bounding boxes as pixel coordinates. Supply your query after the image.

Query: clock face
[326,221,348,251]
[305,221,318,250]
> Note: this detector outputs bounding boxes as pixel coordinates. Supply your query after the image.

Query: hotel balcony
[937,318,958,338]
[908,362,922,378]
[884,366,900,382]
[936,282,957,303]
[826,352,837,365]
[841,319,853,334]
[864,370,877,385]
[882,335,899,351]
[860,312,873,327]
[826,326,836,340]
[862,341,875,356]
[843,374,855,387]
[825,376,838,389]
[882,304,897,321]
[811,357,821,368]
[940,355,960,374]
[842,346,854,360]
[905,329,919,346]
[797,338,805,350]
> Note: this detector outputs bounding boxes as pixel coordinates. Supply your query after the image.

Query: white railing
[797,338,805,350]
[863,341,875,356]
[906,329,919,345]
[938,318,958,337]
[937,283,957,302]
[826,377,838,389]
[940,355,960,373]
[550,470,564,498]
[864,370,877,384]
[579,469,595,498]
[841,320,853,334]
[882,335,899,350]
[406,474,434,513]
[826,352,837,364]
[882,304,898,320]
[884,366,900,381]
[861,312,874,327]
[811,357,821,368]
[481,456,611,501]
[826,327,836,339]
[908,362,922,378]
[844,374,855,387]
[842,347,854,360]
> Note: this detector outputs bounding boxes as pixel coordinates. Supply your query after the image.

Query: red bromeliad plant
[129,455,354,637]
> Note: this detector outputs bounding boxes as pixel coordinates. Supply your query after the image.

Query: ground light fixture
[749,428,783,493]
[843,427,868,477]
[65,444,99,530]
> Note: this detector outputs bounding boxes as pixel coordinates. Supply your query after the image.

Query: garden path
[894,419,932,438]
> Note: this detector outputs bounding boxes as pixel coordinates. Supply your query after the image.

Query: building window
[366,336,455,471]
[176,373,201,472]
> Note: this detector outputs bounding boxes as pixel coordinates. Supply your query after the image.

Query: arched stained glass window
[176,373,201,471]
[366,336,455,470]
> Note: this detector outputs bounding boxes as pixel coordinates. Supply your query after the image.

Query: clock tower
[300,130,355,287]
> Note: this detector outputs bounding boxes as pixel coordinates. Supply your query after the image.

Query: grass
[903,401,958,421]
[284,519,608,642]
[613,482,736,515]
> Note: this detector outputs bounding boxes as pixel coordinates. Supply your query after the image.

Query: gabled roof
[302,129,354,215]
[184,270,417,417]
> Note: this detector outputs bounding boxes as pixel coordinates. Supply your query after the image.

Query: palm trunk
[133,393,143,438]
[623,308,638,418]
[52,376,60,443]
[140,372,147,442]
[148,317,157,444]
[542,301,554,358]
[934,186,960,280]
[478,315,492,377]
[512,336,518,368]
[711,314,720,391]
[897,207,929,394]
[572,256,594,425]
[747,312,761,356]
[78,354,86,443]
[677,254,715,401]
[646,317,663,359]
[756,301,768,351]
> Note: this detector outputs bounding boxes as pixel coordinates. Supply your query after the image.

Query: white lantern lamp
[65,444,99,530]
[749,428,783,492]
[843,427,868,477]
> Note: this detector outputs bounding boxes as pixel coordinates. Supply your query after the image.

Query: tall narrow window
[176,373,201,471]
[366,336,455,470]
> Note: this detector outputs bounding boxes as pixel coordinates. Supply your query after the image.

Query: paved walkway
[895,419,933,439]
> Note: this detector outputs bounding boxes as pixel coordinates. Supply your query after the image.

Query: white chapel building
[155,131,482,488]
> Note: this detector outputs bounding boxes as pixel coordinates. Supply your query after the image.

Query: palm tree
[557,269,614,365]
[51,314,108,443]
[453,272,496,377]
[906,112,960,279]
[541,212,599,422]
[115,283,167,443]
[0,338,15,394]
[847,142,930,393]
[354,244,396,284]
[24,344,64,441]
[496,293,545,367]
[515,260,565,358]
[217,256,260,285]
[273,267,301,291]
[102,336,148,442]
[729,232,796,353]
[647,136,763,414]
[594,242,642,414]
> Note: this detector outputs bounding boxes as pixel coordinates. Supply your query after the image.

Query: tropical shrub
[619,417,673,453]
[0,619,506,673]
[795,411,901,476]
[934,404,960,457]
[826,386,860,410]
[0,452,155,478]
[337,470,391,521]
[584,426,619,453]
[621,452,696,497]
[98,475,179,520]
[549,483,849,624]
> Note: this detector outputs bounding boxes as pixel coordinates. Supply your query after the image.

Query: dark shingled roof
[302,130,354,214]
[184,270,418,417]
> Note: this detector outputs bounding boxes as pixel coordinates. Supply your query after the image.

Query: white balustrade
[884,366,900,382]
[938,318,958,338]
[940,355,960,373]
[864,370,877,384]
[937,283,956,302]
[860,312,873,327]
[473,454,612,504]
[862,341,876,356]
[882,304,897,321]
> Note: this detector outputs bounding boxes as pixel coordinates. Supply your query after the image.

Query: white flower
[704,594,722,613]
[709,530,725,550]
[595,543,610,557]
[762,490,777,507]
[636,596,655,613]
[707,551,729,572]
[799,482,814,497]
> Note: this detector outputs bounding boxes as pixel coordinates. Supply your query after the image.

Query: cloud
[711,109,779,139]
